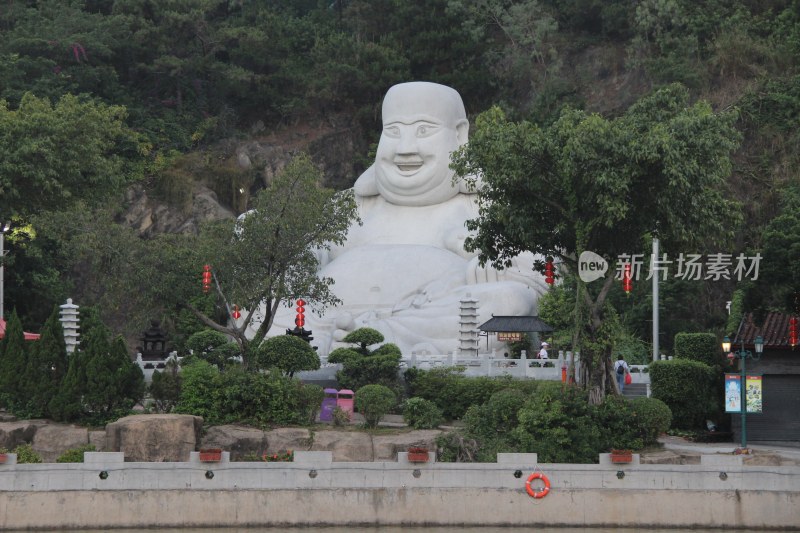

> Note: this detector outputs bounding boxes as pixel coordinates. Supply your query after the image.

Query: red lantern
[545,259,555,286]
[232,305,241,320]
[202,265,212,294]
[789,316,798,348]
[622,263,632,295]
[295,299,305,328]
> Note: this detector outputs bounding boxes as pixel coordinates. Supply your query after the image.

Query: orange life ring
[525,472,551,499]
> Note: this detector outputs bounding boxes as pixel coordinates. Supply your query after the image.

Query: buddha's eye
[416,123,437,137]
[384,125,400,138]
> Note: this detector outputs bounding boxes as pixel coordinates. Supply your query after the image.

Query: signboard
[498,332,523,342]
[746,375,762,414]
[725,374,763,413]
[725,374,741,413]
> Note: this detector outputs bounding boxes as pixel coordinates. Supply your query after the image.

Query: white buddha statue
[254,82,546,356]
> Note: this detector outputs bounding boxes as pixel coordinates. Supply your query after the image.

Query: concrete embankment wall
[1,451,798,530]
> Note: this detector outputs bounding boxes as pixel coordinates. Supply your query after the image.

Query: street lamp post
[722,334,764,450]
[0,222,10,320]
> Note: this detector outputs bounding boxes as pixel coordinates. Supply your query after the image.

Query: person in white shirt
[538,342,549,359]
[614,354,630,392]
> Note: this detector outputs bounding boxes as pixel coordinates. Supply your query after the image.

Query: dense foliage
[435,381,672,464]
[649,359,716,430]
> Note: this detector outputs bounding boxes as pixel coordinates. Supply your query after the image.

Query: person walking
[538,342,549,359]
[614,354,629,393]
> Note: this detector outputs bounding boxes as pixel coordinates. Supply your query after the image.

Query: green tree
[451,83,741,403]
[149,359,182,413]
[21,305,67,418]
[0,309,28,409]
[328,328,402,391]
[255,335,320,376]
[80,309,144,423]
[184,329,240,370]
[0,93,143,223]
[181,153,359,368]
[354,383,396,428]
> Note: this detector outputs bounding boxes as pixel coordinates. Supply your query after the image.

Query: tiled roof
[478,315,554,333]
[734,312,797,350]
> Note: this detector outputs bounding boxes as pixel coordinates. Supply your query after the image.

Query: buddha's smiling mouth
[394,159,424,173]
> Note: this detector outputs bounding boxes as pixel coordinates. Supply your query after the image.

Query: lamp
[722,333,764,450]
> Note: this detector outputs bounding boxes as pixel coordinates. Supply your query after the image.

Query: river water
[61,525,800,533]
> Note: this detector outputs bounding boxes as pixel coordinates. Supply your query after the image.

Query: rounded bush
[355,384,396,428]
[630,397,673,445]
[403,397,444,429]
[13,443,43,464]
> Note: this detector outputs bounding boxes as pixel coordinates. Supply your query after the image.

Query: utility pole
[652,238,659,361]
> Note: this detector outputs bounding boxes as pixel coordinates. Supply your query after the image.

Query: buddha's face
[375,82,468,206]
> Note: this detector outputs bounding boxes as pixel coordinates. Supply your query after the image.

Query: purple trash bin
[320,388,338,422]
[336,389,355,421]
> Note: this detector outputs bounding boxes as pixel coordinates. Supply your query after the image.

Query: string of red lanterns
[622,263,632,295]
[789,316,798,348]
[545,258,555,286]
[201,264,212,294]
[295,298,306,328]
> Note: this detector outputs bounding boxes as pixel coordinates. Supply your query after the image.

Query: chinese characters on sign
[614,253,761,282]
[497,332,523,342]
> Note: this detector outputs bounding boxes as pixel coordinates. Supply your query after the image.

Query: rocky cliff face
[121,118,366,237]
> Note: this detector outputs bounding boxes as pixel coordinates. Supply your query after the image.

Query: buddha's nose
[396,130,418,154]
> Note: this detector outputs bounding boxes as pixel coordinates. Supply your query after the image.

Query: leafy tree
[149,359,182,413]
[328,328,402,391]
[0,309,28,409]
[342,327,384,354]
[184,329,240,370]
[255,334,320,376]
[0,93,143,223]
[451,83,741,403]
[354,384,396,428]
[175,359,220,422]
[181,153,358,368]
[21,305,68,418]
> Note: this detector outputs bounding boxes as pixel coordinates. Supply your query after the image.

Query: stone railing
[0,451,796,529]
[300,351,651,386]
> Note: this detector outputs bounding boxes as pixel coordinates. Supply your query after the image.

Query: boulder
[372,430,443,460]
[0,420,49,451]
[310,430,373,462]
[264,428,313,456]
[105,414,203,462]
[202,424,268,460]
[31,424,90,462]
[89,430,106,452]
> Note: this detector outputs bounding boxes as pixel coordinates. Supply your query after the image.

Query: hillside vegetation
[1,0,798,350]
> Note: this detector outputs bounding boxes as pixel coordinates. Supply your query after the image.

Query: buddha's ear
[353,164,378,197]
[455,118,469,145]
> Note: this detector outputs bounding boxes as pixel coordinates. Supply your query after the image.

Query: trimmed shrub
[591,394,642,452]
[255,335,320,376]
[355,384,396,428]
[630,397,672,446]
[56,444,96,463]
[674,333,720,367]
[402,397,444,429]
[405,367,537,420]
[649,359,714,430]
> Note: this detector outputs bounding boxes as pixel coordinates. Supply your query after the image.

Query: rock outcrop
[0,420,51,451]
[105,414,203,462]
[32,424,91,462]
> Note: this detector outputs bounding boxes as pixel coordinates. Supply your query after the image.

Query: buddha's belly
[321,245,467,308]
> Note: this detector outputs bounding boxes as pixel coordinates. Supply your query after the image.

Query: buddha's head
[375,82,469,206]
